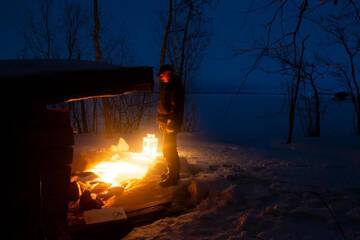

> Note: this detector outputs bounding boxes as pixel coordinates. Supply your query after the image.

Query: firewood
[79,190,103,211]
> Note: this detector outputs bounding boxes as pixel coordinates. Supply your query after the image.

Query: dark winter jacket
[157,75,185,133]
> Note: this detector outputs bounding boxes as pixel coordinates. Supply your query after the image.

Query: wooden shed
[4,60,153,239]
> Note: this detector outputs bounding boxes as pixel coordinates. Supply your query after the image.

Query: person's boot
[160,172,179,187]
[161,172,169,181]
[160,167,169,180]
[160,157,179,187]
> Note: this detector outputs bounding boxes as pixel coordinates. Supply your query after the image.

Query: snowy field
[74,94,359,239]
[122,133,359,240]
[123,94,360,240]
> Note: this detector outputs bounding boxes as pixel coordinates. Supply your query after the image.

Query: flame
[87,134,160,187]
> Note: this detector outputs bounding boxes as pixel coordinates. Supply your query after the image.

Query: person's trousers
[162,131,180,177]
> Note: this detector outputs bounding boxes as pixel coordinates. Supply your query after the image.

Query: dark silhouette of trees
[316,0,360,135]
[234,0,359,143]
[235,0,313,143]
[62,3,89,133]
[297,61,326,137]
[20,0,149,136]
[62,3,86,60]
[21,0,57,58]
[159,0,217,132]
[21,0,91,134]
[166,0,216,87]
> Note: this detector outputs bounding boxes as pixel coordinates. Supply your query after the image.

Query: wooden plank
[84,207,127,224]
[112,179,174,212]
[69,201,171,240]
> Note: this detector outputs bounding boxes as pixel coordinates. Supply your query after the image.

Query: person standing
[157,64,185,187]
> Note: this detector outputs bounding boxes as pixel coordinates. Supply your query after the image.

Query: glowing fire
[87,134,160,187]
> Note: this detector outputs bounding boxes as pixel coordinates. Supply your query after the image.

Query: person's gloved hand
[159,123,166,132]
[166,119,175,133]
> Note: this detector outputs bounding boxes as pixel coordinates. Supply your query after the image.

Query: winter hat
[159,64,174,75]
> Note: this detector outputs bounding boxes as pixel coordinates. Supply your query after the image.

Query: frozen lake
[69,92,357,145]
[167,93,356,144]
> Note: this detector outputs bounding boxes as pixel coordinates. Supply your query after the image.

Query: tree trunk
[287,79,302,144]
[117,98,122,133]
[92,0,112,137]
[93,0,102,61]
[135,93,147,129]
[287,77,302,144]
[286,36,308,144]
[179,2,193,85]
[309,76,320,136]
[357,103,360,136]
[92,99,98,132]
[343,39,360,136]
[160,0,173,66]
[313,94,321,137]
[354,88,360,136]
[70,102,82,133]
[80,100,88,133]
[287,102,296,144]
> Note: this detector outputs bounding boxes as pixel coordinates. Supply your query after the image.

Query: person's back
[157,65,184,186]
[157,72,184,133]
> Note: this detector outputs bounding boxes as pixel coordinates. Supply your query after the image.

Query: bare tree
[62,2,86,60]
[21,0,146,135]
[317,1,360,135]
[105,35,152,134]
[248,0,310,143]
[160,0,174,66]
[21,0,57,58]
[109,92,153,134]
[284,0,309,144]
[93,0,102,61]
[159,0,217,132]
[298,62,325,137]
[89,0,153,136]
[233,0,340,143]
[92,0,113,138]
[62,3,89,133]
[166,0,215,87]
[21,0,92,133]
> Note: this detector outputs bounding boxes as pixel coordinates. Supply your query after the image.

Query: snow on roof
[0,59,154,103]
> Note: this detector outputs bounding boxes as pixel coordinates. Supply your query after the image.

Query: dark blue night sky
[0,0,350,92]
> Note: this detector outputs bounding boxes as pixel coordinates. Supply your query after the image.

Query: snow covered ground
[72,94,359,239]
[124,133,360,240]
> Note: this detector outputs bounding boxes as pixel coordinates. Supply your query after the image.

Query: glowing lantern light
[142,134,158,158]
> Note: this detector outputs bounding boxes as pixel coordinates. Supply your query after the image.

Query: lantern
[142,134,158,158]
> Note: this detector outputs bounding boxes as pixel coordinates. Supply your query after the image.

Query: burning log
[77,172,99,182]
[92,182,112,194]
[84,135,160,188]
[80,190,103,211]
[68,135,161,224]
